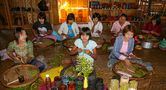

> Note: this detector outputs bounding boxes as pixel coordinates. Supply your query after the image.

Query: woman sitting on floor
[7,27,45,72]
[58,13,79,40]
[88,12,103,37]
[32,12,58,42]
[108,25,153,71]
[71,27,97,62]
[142,15,162,37]
[111,13,130,36]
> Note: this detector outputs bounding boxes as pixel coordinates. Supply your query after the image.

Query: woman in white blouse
[88,13,103,37]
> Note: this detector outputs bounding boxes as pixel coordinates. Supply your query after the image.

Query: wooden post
[48,0,59,24]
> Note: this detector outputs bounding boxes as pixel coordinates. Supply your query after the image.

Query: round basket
[1,64,40,88]
[62,38,76,48]
[112,61,152,81]
[92,37,105,48]
[33,38,54,48]
[113,61,153,89]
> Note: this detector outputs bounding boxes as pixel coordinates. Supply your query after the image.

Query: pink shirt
[119,41,128,60]
[111,21,130,34]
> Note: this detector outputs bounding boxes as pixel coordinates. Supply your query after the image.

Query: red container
[68,81,75,90]
[59,83,66,90]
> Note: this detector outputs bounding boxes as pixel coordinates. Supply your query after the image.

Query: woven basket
[2,64,39,88]
[33,38,54,48]
[112,61,152,80]
[62,38,76,48]
[137,75,152,89]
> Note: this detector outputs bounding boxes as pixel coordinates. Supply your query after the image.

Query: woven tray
[112,61,152,80]
[1,64,39,88]
[62,38,76,48]
[113,61,153,89]
[33,38,54,48]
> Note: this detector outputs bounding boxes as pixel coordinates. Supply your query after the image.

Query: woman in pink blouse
[111,14,130,36]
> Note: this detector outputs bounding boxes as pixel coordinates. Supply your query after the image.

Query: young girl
[58,13,79,40]
[32,12,57,42]
[7,27,45,72]
[71,27,97,61]
[88,13,103,37]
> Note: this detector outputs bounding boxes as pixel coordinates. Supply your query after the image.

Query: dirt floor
[0,29,166,90]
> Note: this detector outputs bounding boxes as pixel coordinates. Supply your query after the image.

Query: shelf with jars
[89,0,141,24]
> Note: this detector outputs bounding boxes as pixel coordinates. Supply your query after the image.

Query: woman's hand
[129,54,141,59]
[62,33,67,36]
[84,50,92,55]
[15,56,21,61]
[124,59,132,67]
[123,59,135,73]
[77,48,83,53]
[96,30,101,34]
[150,31,160,36]
[15,55,25,64]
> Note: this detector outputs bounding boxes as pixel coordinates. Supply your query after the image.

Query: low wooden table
[1,64,40,88]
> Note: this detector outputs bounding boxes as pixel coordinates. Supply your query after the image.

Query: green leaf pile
[75,56,93,77]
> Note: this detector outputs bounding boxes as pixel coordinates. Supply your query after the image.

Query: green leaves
[75,56,93,77]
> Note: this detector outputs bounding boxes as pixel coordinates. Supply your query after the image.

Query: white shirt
[88,21,103,37]
[74,39,97,62]
[58,22,79,37]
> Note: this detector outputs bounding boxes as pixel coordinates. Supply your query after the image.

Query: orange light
[58,0,89,23]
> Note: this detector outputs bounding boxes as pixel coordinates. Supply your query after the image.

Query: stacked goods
[109,79,119,90]
[120,83,129,90]
[129,80,138,90]
[109,79,138,90]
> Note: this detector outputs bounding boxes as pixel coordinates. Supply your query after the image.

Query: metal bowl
[141,41,152,49]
